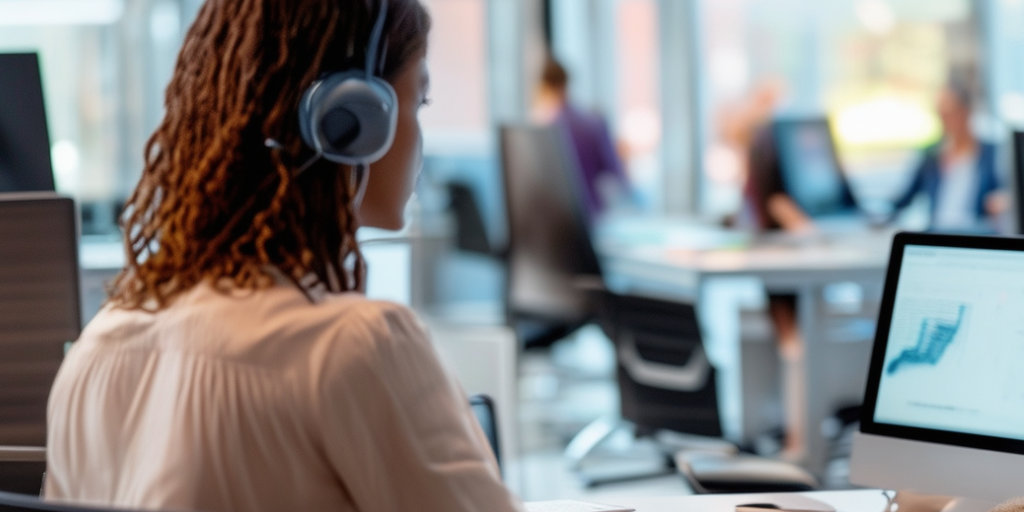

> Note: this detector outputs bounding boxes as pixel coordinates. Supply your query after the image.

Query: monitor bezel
[1011,130,1024,235]
[861,231,1024,455]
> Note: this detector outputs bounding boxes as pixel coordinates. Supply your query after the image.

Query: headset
[268,0,396,176]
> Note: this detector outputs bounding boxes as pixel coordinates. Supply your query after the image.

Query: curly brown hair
[109,0,430,310]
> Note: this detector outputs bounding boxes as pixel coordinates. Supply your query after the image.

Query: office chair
[469,394,502,471]
[499,124,602,348]
[568,291,818,491]
[447,182,493,256]
[0,193,81,494]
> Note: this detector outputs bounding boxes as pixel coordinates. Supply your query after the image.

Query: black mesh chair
[447,182,493,256]
[602,293,722,438]
[497,125,816,491]
[498,124,602,348]
[591,292,817,492]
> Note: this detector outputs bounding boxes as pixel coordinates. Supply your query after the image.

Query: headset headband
[365,0,389,79]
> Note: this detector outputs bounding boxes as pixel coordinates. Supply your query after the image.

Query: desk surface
[598,221,893,299]
[606,489,886,512]
[598,218,894,276]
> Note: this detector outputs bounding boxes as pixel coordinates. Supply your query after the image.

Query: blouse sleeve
[315,302,525,512]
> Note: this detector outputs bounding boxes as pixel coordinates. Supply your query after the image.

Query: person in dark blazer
[892,83,1004,231]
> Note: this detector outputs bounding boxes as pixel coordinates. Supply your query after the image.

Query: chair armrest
[0,446,46,462]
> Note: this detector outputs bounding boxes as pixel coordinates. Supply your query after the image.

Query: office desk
[605,489,887,512]
[599,222,892,476]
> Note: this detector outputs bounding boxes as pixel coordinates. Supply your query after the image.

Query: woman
[45,1,523,511]
[892,83,1003,232]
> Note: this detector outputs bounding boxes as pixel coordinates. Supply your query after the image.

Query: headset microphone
[265,138,322,176]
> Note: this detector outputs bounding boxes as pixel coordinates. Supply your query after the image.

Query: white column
[487,0,546,124]
[658,0,702,215]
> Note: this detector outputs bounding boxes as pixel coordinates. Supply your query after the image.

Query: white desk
[598,220,893,476]
[608,489,887,512]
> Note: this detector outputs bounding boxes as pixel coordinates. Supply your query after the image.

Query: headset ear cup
[321,107,361,149]
[298,84,319,151]
[298,71,398,165]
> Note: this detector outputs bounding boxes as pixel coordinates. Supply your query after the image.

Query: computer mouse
[736,504,782,512]
[736,497,835,512]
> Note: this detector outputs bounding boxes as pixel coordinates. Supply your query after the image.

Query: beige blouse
[45,281,524,512]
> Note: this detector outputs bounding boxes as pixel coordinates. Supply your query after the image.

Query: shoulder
[559,104,605,131]
[311,295,434,379]
[321,296,428,352]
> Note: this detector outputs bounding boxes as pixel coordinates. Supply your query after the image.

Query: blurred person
[891,82,1004,232]
[533,55,634,219]
[717,80,812,232]
[742,123,814,233]
[45,1,524,512]
[741,120,815,459]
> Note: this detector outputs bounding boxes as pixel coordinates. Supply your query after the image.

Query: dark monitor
[773,118,857,217]
[1011,131,1024,234]
[0,53,55,192]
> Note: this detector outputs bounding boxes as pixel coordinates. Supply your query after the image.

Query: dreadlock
[109,0,431,310]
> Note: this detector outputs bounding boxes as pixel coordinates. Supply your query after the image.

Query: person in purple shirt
[534,56,633,220]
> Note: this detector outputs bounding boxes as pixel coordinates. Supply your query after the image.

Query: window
[550,0,663,210]
[698,0,976,217]
[0,0,191,234]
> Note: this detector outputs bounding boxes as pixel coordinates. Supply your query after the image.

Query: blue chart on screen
[887,305,966,375]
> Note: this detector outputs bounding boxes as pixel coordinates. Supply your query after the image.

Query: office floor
[504,325,859,501]
[507,327,696,501]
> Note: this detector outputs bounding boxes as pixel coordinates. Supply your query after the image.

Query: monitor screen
[0,53,55,192]
[862,233,1024,455]
[874,244,1024,441]
[773,119,856,217]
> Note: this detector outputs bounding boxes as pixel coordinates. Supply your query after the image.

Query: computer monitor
[851,232,1024,511]
[1010,130,1024,234]
[0,53,55,192]
[772,118,858,218]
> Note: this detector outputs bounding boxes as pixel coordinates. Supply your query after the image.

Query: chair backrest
[0,491,156,512]
[469,394,501,471]
[600,292,722,437]
[446,182,493,256]
[498,124,602,328]
[0,194,80,446]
